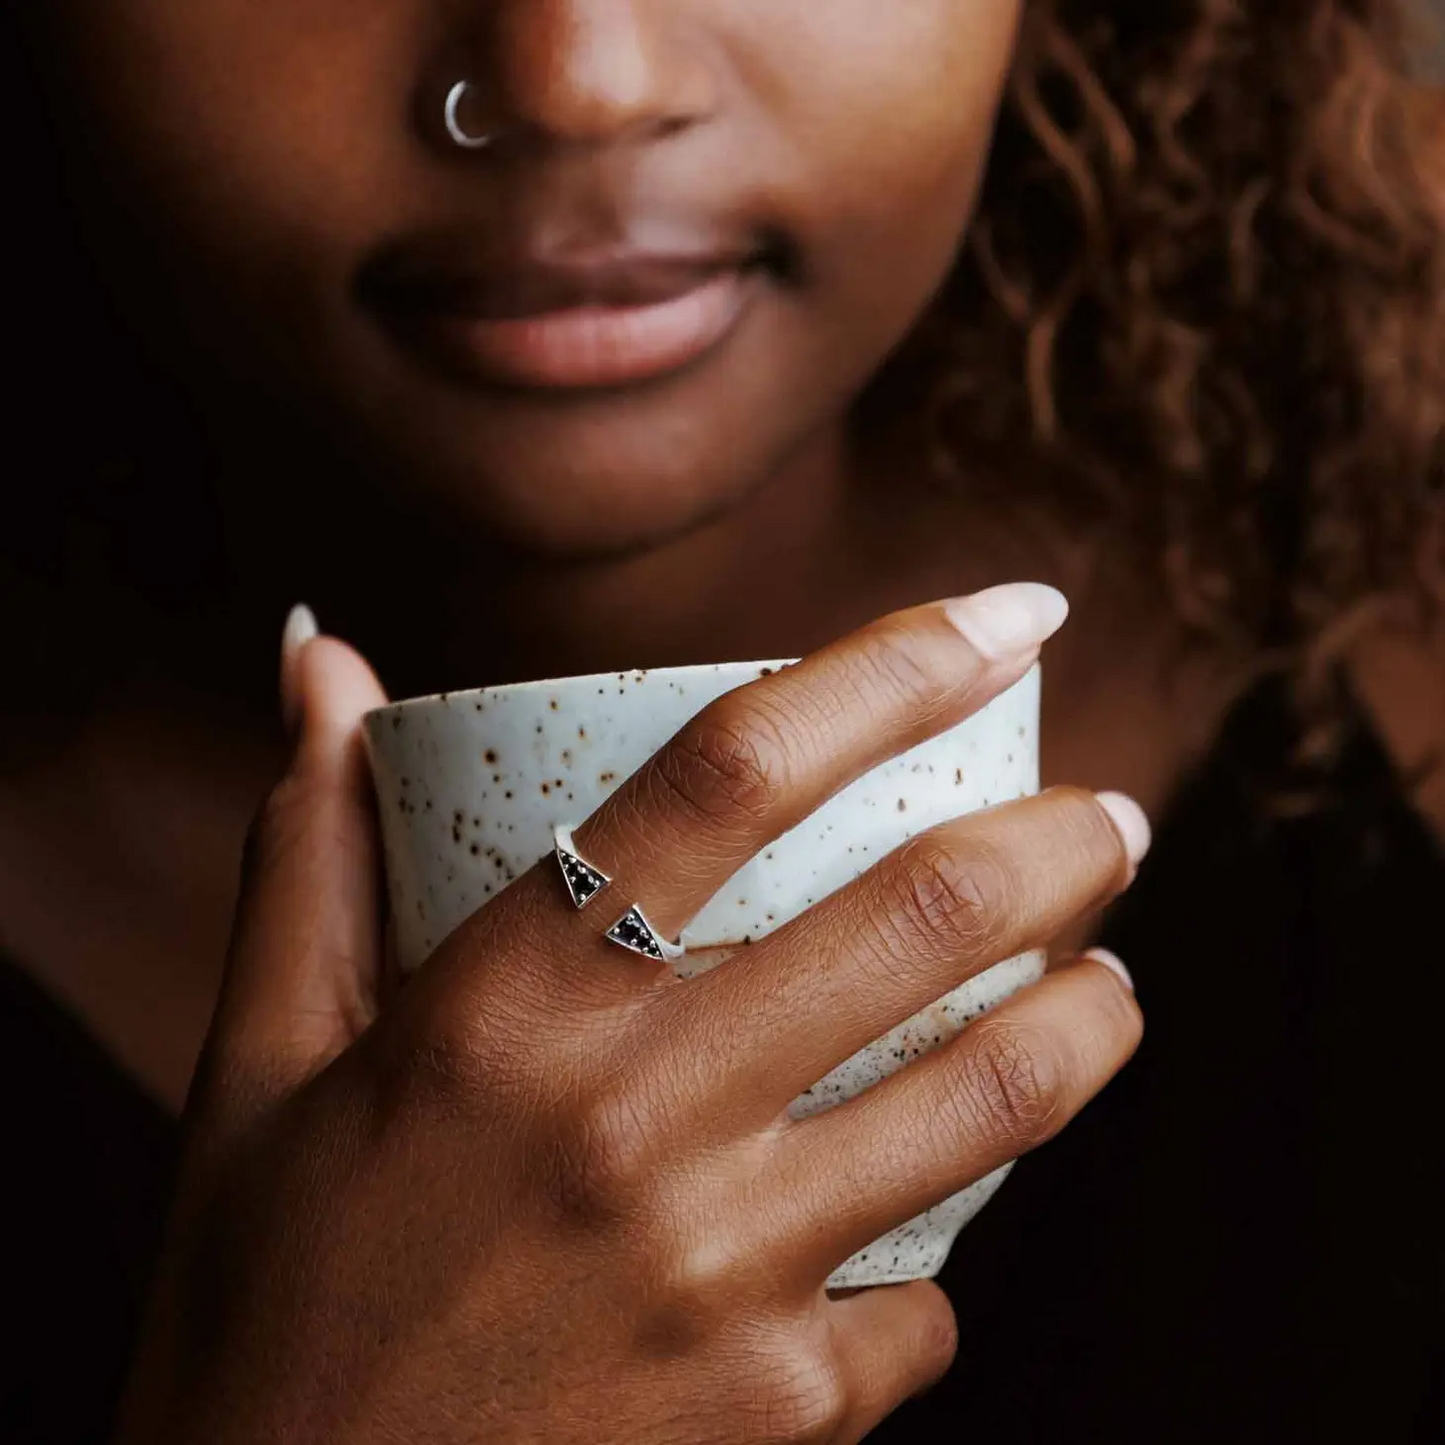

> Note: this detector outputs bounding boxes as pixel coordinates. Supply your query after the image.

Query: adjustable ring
[552,822,686,962]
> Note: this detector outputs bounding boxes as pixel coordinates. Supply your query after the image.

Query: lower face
[29,2,1022,560]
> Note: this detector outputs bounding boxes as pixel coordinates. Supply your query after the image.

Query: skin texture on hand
[116,597,1144,1445]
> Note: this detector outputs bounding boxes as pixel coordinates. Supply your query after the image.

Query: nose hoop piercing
[444,80,493,150]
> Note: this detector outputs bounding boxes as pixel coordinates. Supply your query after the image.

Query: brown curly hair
[5,1,1445,769]
[871,0,1445,724]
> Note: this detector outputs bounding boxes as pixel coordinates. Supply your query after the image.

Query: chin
[344,414,771,565]
[315,363,813,565]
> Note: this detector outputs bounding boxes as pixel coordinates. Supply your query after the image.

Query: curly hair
[5,1,1445,772]
[870,0,1445,742]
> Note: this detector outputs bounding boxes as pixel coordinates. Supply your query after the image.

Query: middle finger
[641,784,1146,1127]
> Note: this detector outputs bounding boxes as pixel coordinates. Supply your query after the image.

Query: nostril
[454,4,719,150]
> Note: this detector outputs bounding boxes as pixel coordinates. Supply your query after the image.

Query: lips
[364,242,774,391]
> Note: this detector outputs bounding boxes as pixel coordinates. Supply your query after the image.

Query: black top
[4,675,1443,1442]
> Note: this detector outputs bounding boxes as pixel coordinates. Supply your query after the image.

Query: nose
[466,0,717,149]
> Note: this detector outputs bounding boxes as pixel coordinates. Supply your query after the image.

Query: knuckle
[633,1229,742,1360]
[649,705,791,826]
[954,1018,1066,1152]
[886,836,1007,960]
[543,1082,662,1228]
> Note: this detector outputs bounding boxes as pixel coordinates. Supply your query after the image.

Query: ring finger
[765,953,1143,1286]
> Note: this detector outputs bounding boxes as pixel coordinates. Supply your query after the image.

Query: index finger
[557,583,1070,952]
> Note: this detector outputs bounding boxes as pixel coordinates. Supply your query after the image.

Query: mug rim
[362,657,805,727]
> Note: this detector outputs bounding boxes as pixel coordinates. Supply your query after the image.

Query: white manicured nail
[1085,947,1134,992]
[942,583,1070,663]
[280,603,319,736]
[1096,790,1152,869]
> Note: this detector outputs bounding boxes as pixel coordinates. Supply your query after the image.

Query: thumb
[192,606,390,1134]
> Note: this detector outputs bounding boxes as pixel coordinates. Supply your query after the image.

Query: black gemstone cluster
[558,847,609,909]
[605,906,666,961]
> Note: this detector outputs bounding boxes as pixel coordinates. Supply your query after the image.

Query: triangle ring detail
[604,905,687,963]
[553,823,612,910]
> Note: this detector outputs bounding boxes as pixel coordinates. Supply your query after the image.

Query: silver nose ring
[444,80,494,150]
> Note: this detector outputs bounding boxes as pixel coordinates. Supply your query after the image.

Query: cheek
[764,1,1022,336]
[37,2,412,331]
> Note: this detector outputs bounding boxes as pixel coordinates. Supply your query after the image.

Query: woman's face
[36,2,1022,557]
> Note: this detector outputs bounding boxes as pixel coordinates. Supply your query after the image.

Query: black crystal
[557,846,609,909]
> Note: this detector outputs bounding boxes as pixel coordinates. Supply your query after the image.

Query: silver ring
[445,80,494,150]
[552,822,685,962]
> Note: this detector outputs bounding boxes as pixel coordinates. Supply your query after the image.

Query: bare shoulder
[1345,608,1445,846]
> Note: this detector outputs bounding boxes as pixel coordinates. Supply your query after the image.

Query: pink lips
[373,251,764,391]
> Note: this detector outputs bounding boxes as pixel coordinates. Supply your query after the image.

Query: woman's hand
[117,591,1145,1445]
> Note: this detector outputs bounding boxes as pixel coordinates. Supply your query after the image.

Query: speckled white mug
[364,661,1042,1290]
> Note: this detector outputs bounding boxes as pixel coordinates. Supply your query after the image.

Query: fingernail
[942,583,1070,663]
[1096,791,1152,871]
[280,603,319,736]
[1085,947,1134,992]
